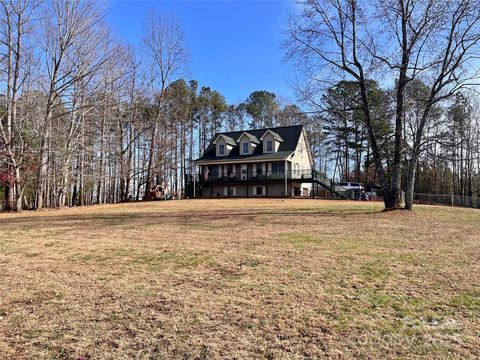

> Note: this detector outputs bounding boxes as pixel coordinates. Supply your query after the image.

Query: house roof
[260,129,283,142]
[194,125,304,164]
[237,132,260,144]
[213,134,236,146]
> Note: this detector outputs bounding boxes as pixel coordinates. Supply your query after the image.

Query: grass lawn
[0,199,479,359]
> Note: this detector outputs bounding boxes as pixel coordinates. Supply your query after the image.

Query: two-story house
[193,125,314,198]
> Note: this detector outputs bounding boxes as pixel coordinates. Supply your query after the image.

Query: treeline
[0,0,321,211]
[2,0,480,212]
[319,81,480,198]
[285,0,480,210]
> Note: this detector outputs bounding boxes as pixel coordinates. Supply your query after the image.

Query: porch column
[284,159,288,197]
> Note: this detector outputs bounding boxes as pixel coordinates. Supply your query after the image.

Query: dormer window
[260,130,283,154]
[213,134,235,157]
[219,144,225,155]
[266,140,273,152]
[242,142,249,155]
[237,132,260,155]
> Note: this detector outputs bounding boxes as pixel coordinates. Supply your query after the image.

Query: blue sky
[107,0,295,104]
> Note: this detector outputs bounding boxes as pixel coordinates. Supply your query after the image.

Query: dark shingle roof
[194,125,304,163]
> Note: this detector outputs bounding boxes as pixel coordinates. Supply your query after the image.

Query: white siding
[291,130,312,171]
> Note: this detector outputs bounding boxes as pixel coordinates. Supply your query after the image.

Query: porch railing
[198,169,313,183]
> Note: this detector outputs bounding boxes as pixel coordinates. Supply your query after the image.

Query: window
[242,142,249,154]
[256,163,263,175]
[256,186,263,195]
[218,144,225,155]
[266,140,273,152]
[271,162,285,174]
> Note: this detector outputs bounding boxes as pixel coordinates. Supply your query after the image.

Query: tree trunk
[5,182,14,211]
[144,123,157,200]
[35,123,50,210]
[405,156,417,211]
[14,166,22,211]
[357,76,394,209]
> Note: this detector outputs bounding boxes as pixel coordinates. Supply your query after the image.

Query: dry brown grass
[0,199,479,359]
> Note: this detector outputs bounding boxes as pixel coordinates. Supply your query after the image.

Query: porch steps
[312,170,347,198]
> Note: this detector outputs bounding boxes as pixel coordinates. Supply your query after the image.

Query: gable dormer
[213,134,236,157]
[260,130,283,154]
[237,132,260,155]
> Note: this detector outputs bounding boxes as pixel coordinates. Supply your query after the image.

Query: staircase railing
[312,170,347,198]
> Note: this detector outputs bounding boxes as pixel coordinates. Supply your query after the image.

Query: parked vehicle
[338,182,364,200]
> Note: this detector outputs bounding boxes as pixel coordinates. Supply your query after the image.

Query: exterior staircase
[312,170,347,198]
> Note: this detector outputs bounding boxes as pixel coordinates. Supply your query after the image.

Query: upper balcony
[198,169,314,184]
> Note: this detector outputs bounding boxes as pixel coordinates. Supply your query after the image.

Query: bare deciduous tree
[35,0,113,209]
[285,0,397,208]
[285,0,480,210]
[142,12,188,200]
[0,0,38,211]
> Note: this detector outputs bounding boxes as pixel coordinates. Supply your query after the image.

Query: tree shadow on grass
[0,208,383,234]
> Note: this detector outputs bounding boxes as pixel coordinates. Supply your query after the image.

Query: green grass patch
[449,290,480,311]
[278,232,323,247]
[360,260,391,281]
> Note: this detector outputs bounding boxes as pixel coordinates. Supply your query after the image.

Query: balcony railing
[198,169,314,183]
